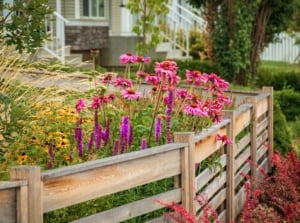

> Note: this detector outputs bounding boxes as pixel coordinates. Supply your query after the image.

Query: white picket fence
[261,32,300,63]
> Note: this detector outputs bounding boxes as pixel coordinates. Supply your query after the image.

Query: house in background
[43,0,204,68]
[44,0,145,68]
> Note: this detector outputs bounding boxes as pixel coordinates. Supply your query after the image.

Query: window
[83,0,105,18]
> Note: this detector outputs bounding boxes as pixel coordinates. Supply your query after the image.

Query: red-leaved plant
[157,151,300,223]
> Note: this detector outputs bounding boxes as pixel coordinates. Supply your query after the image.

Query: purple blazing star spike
[120,116,130,152]
[102,119,110,146]
[75,127,83,157]
[155,117,162,144]
[140,138,147,150]
[88,132,94,151]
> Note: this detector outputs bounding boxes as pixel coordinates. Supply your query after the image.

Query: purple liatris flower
[155,117,162,144]
[166,88,174,143]
[93,110,102,149]
[102,119,110,146]
[140,138,147,150]
[120,116,130,152]
[75,127,83,157]
[88,132,94,151]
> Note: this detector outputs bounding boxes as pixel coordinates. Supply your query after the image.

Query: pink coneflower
[217,94,232,105]
[121,88,142,100]
[91,96,104,109]
[75,99,85,113]
[176,88,189,99]
[136,56,151,63]
[155,60,178,77]
[136,70,149,79]
[113,77,133,88]
[145,73,160,86]
[216,133,233,145]
[185,70,208,86]
[119,52,138,64]
[183,103,208,117]
[155,117,162,143]
[101,72,116,84]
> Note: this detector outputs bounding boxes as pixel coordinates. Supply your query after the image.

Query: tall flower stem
[148,83,163,143]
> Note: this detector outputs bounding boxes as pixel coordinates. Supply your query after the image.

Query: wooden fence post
[262,87,274,172]
[223,110,235,222]
[245,96,258,180]
[174,132,195,215]
[10,166,43,223]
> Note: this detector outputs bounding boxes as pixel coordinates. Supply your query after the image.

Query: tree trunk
[250,0,272,77]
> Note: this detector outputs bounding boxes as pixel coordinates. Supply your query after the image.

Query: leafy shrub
[239,151,300,223]
[257,68,300,91]
[275,89,300,121]
[273,99,293,154]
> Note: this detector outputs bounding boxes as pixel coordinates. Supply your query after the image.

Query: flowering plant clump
[73,52,232,159]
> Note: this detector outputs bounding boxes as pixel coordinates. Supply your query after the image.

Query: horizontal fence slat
[235,133,251,157]
[70,189,181,223]
[256,130,268,149]
[234,184,246,219]
[201,172,226,201]
[0,181,27,190]
[218,209,226,223]
[235,147,251,171]
[0,188,17,223]
[256,97,268,119]
[256,145,268,161]
[43,148,182,213]
[197,188,226,216]
[234,163,250,186]
[42,143,186,180]
[257,158,269,181]
[235,105,252,136]
[194,119,230,142]
[194,128,226,163]
[256,117,268,136]
[196,154,227,190]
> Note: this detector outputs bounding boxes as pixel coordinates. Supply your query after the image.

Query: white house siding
[110,1,122,36]
[64,0,74,19]
[261,32,300,63]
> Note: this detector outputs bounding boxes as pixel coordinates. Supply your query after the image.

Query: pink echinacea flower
[121,88,142,100]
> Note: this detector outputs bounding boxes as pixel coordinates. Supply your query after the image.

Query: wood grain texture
[70,189,181,223]
[43,148,182,212]
[0,188,16,223]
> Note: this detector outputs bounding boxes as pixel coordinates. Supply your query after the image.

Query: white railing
[158,2,205,58]
[43,11,69,64]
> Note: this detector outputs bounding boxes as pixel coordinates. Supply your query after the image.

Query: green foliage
[0,0,52,53]
[126,0,169,55]
[275,89,300,121]
[257,69,300,91]
[273,99,293,154]
[213,1,259,84]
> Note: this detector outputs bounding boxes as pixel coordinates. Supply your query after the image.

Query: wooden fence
[0,87,273,223]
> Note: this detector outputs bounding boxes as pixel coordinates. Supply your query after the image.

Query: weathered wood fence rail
[0,87,273,223]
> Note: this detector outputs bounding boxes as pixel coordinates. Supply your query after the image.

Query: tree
[187,0,298,84]
[0,0,52,54]
[126,0,169,55]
